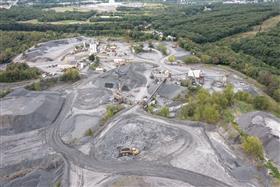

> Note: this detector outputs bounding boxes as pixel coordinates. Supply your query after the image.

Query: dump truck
[118,147,140,157]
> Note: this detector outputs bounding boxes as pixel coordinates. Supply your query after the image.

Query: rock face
[0,89,64,135]
[237,111,280,166]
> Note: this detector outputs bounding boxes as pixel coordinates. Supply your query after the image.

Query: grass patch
[25,77,59,91]
[234,101,254,114]
[157,44,168,56]
[46,6,92,13]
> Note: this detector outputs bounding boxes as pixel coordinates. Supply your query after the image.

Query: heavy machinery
[118,147,140,157]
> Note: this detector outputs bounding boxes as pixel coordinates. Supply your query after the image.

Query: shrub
[133,43,143,53]
[148,41,154,48]
[272,89,280,103]
[89,62,99,70]
[158,106,170,117]
[0,89,11,98]
[0,63,41,82]
[31,81,41,91]
[55,181,61,187]
[84,128,94,137]
[168,55,176,62]
[242,136,264,160]
[183,55,201,64]
[200,54,212,63]
[212,92,228,109]
[89,54,95,62]
[180,79,192,87]
[223,84,235,107]
[61,68,80,82]
[223,109,234,123]
[147,104,154,114]
[235,91,253,103]
[196,88,211,104]
[253,96,270,110]
[157,44,168,55]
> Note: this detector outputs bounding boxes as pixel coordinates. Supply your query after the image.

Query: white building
[188,69,203,79]
[89,42,98,54]
[114,58,126,65]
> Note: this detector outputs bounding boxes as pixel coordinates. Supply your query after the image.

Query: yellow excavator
[118,147,140,157]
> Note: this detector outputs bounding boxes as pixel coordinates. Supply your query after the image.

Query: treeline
[152,4,279,43]
[0,31,74,63]
[0,22,134,31]
[0,7,97,22]
[231,23,280,69]
[0,63,41,82]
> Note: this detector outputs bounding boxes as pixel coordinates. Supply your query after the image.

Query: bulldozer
[118,147,140,157]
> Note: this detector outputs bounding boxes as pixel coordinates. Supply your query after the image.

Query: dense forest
[0,7,97,22]
[152,4,279,43]
[231,23,280,69]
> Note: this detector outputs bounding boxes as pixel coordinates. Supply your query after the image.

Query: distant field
[45,6,92,12]
[18,19,93,25]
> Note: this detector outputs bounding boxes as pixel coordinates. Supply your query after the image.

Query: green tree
[180,102,196,120]
[158,106,170,117]
[194,104,220,124]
